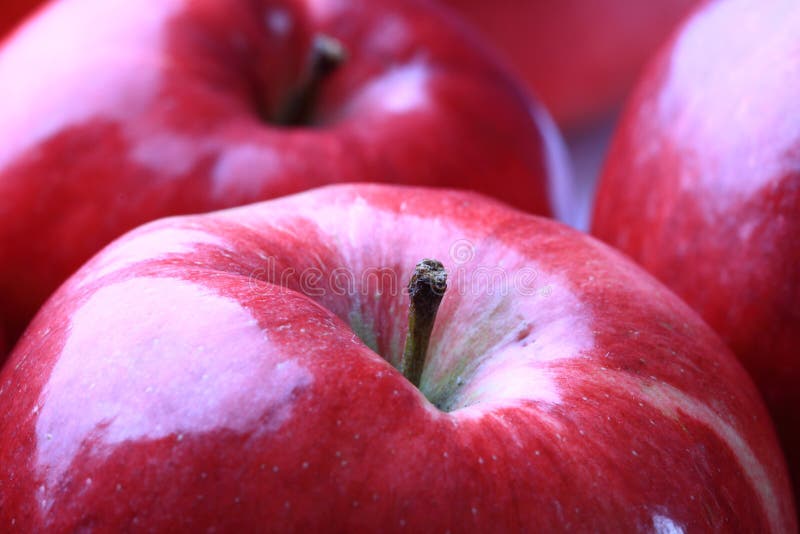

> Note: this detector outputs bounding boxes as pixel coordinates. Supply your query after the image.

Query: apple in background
[0,184,795,531]
[592,0,800,501]
[0,0,43,39]
[436,0,699,132]
[0,0,569,349]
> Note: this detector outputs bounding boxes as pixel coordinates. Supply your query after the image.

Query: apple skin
[437,0,699,131]
[0,0,568,348]
[591,0,800,502]
[0,0,43,39]
[0,184,794,531]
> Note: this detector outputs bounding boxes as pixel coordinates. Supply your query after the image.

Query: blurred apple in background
[437,0,699,132]
[0,0,567,348]
[436,0,701,230]
[0,0,43,39]
[592,0,800,501]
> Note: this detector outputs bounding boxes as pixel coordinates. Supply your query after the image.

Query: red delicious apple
[437,0,699,131]
[0,0,569,348]
[0,0,43,39]
[592,0,800,501]
[0,184,794,531]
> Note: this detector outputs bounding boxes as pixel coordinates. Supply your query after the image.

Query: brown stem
[275,34,347,126]
[400,259,447,388]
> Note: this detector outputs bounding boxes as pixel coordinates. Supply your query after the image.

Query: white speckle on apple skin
[265,8,292,37]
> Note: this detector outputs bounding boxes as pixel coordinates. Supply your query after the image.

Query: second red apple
[0,0,568,348]
[592,0,800,500]
[438,0,699,130]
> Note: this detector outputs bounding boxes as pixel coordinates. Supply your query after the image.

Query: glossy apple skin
[0,184,794,531]
[0,0,567,347]
[0,0,43,39]
[592,0,800,502]
[438,0,699,130]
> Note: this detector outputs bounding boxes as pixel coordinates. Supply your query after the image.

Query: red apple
[0,184,794,531]
[0,0,568,347]
[437,0,699,131]
[0,0,43,39]
[592,0,800,500]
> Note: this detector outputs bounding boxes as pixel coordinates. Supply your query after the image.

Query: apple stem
[400,259,448,388]
[275,34,347,126]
